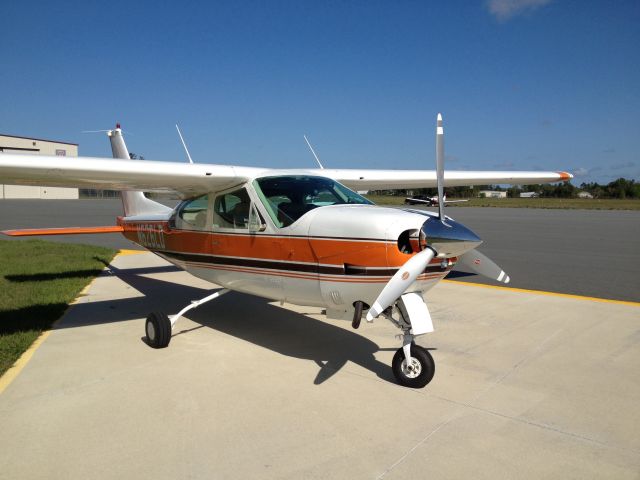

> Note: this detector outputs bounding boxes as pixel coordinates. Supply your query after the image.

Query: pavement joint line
[432,385,640,455]
[470,328,564,403]
[377,409,460,479]
[443,279,640,307]
[0,250,128,396]
[378,328,571,479]
[431,393,640,456]
[378,346,640,480]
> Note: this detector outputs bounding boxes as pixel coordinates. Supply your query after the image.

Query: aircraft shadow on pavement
[5,269,106,283]
[445,270,476,279]
[51,262,395,386]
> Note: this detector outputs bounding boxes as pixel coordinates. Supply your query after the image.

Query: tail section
[108,126,172,217]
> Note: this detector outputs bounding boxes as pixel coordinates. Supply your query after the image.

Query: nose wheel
[392,344,435,388]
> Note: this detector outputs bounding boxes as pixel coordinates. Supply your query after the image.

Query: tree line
[373,177,639,199]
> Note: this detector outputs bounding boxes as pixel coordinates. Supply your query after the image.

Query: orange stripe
[1,226,124,236]
[123,222,454,271]
[180,261,447,283]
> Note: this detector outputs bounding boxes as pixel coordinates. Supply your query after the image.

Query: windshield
[253,175,372,227]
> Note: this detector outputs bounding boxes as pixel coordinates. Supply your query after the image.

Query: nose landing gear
[370,292,437,388]
[392,343,435,388]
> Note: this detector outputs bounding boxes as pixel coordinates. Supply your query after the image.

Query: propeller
[364,113,510,325]
[366,113,475,321]
[366,247,435,321]
[456,249,510,283]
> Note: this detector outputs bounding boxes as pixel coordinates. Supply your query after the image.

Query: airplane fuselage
[119,199,457,320]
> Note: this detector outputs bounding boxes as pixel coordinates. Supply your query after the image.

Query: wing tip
[557,171,573,181]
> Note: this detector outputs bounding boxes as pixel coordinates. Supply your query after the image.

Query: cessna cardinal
[0,114,572,388]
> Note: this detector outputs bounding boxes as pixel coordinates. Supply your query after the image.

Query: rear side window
[213,188,251,229]
[175,194,209,230]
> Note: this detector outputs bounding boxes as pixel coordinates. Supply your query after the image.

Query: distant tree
[507,185,522,198]
[607,178,637,199]
[373,177,639,199]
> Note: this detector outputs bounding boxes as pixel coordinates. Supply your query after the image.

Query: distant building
[519,192,539,198]
[577,191,594,199]
[479,190,507,198]
[0,134,79,199]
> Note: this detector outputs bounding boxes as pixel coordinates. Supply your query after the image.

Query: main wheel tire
[145,312,172,348]
[392,344,435,388]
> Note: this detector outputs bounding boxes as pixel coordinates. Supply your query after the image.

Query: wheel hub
[146,321,156,341]
[401,357,422,378]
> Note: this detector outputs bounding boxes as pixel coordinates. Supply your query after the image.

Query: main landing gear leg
[145,289,230,349]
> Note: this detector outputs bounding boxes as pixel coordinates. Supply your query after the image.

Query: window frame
[252,175,372,228]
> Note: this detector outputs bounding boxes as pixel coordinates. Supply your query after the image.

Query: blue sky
[1,0,638,184]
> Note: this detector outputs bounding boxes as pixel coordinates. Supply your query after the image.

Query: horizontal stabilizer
[2,226,124,236]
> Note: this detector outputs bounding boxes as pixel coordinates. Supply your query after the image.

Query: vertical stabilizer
[108,126,172,217]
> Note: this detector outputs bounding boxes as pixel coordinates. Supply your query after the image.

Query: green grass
[0,240,116,378]
[365,195,640,210]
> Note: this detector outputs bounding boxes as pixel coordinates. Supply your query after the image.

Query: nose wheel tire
[145,312,172,348]
[392,344,435,388]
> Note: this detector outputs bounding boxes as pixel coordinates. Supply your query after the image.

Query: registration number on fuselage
[136,223,166,249]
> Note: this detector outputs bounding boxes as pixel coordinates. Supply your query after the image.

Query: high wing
[0,153,571,198]
[0,153,262,197]
[313,168,572,190]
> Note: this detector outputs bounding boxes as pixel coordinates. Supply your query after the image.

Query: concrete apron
[0,252,638,479]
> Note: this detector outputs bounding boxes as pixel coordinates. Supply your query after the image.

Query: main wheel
[145,312,172,348]
[392,344,435,388]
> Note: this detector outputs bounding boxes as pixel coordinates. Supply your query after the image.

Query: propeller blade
[366,248,436,321]
[457,249,510,284]
[436,113,445,221]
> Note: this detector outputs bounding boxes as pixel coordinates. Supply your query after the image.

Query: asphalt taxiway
[0,251,638,479]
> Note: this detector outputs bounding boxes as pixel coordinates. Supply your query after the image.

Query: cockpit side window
[174,194,209,230]
[213,187,251,229]
[253,175,372,228]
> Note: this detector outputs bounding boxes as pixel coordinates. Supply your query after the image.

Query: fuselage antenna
[175,124,194,164]
[304,134,324,169]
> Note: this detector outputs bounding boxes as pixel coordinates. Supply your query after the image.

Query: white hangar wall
[0,134,79,199]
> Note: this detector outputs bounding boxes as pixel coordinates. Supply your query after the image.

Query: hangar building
[0,133,79,199]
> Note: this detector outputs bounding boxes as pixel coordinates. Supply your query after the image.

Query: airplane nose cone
[421,216,482,257]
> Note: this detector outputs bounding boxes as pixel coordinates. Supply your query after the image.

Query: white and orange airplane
[0,115,572,388]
